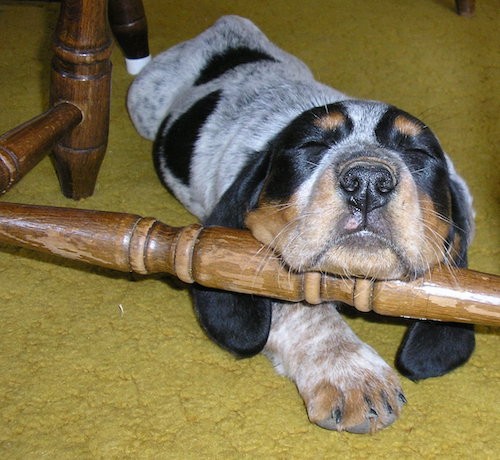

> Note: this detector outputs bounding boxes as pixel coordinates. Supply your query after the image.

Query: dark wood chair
[0,0,475,200]
[0,0,150,200]
[456,0,476,16]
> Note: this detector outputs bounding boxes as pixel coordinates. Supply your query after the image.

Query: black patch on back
[153,90,221,185]
[194,47,277,86]
[264,103,353,201]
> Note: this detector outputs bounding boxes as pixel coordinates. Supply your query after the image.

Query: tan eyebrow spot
[314,111,346,131]
[394,114,423,136]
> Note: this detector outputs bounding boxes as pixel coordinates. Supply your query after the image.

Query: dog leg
[264,302,406,433]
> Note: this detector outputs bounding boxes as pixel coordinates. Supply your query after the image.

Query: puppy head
[245,101,474,279]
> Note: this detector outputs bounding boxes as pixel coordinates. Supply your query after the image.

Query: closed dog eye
[404,148,436,159]
[298,140,331,149]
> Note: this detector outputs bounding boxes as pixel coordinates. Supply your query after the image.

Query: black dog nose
[339,163,396,213]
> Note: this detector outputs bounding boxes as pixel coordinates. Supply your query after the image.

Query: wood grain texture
[0,202,498,326]
[50,0,112,199]
[455,0,476,16]
[0,103,82,194]
[109,0,150,59]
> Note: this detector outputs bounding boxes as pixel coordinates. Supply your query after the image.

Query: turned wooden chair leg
[455,0,476,16]
[109,0,152,75]
[0,0,151,199]
[0,104,82,194]
[52,0,152,198]
[50,0,113,199]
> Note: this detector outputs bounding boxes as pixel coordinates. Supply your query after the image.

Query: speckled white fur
[128,15,472,433]
[128,15,346,219]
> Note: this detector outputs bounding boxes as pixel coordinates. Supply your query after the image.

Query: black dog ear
[192,152,273,357]
[204,150,272,228]
[396,160,475,380]
[192,286,272,357]
[447,163,475,268]
[395,321,475,380]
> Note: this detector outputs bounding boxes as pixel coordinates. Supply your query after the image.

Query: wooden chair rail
[0,202,498,327]
[0,0,150,199]
[0,104,82,194]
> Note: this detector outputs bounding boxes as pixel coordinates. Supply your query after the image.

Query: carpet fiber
[0,0,498,457]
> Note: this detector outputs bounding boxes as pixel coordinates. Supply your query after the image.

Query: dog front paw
[301,349,406,433]
[265,303,406,433]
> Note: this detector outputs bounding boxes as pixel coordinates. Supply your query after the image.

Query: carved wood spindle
[50,0,113,199]
[109,0,152,75]
[0,103,82,194]
[0,202,498,326]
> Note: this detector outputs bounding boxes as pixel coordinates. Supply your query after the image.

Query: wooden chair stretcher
[0,202,498,327]
[0,0,150,199]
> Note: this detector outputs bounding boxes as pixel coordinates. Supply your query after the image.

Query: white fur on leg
[264,302,405,433]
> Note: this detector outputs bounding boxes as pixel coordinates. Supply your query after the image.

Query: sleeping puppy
[127,16,475,433]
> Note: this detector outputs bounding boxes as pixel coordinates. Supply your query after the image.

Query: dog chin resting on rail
[127,16,475,434]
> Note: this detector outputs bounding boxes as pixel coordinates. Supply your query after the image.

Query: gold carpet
[0,0,499,457]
